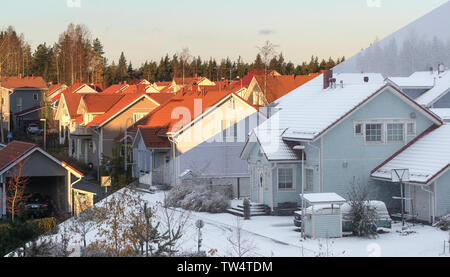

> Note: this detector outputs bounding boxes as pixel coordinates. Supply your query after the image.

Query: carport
[0,141,84,218]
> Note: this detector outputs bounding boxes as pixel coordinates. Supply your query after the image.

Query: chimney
[195,73,198,79]
[124,81,127,85]
[364,76,369,83]
[430,67,434,74]
[19,73,22,79]
[323,70,333,89]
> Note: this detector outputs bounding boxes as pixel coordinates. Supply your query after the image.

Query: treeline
[1,24,345,87]
[339,32,450,77]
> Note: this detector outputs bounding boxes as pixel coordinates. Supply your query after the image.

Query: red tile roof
[118,87,254,146]
[15,105,42,117]
[47,83,65,96]
[102,83,130,94]
[231,69,278,89]
[81,94,124,113]
[0,76,47,89]
[253,74,320,104]
[0,141,37,172]
[86,93,147,127]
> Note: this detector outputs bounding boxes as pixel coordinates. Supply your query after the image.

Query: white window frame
[222,119,238,140]
[386,122,405,143]
[354,122,364,137]
[277,165,296,192]
[305,167,314,192]
[407,122,416,136]
[133,113,147,123]
[356,119,415,145]
[365,123,384,144]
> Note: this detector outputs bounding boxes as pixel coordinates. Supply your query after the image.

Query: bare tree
[70,208,96,249]
[226,216,257,257]
[6,157,29,222]
[179,47,192,86]
[256,40,279,101]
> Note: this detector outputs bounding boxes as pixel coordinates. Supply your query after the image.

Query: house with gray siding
[0,75,47,132]
[241,71,443,215]
[388,66,450,108]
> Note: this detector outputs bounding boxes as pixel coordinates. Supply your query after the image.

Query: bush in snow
[433,214,450,231]
[347,180,379,238]
[166,184,230,213]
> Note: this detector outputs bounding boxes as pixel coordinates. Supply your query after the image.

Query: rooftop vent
[364,76,369,83]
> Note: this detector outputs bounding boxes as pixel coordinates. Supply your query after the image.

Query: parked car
[25,193,52,218]
[294,200,392,230]
[27,123,43,135]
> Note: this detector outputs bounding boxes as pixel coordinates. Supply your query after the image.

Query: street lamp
[294,145,306,239]
[40,119,46,150]
[124,117,134,172]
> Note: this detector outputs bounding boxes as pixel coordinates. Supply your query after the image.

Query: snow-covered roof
[371,124,450,184]
[242,73,442,161]
[388,77,435,88]
[415,71,450,107]
[256,73,386,143]
[253,128,299,161]
[302,193,346,204]
[430,108,450,121]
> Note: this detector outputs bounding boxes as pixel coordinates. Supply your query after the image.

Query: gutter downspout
[308,141,322,192]
[167,133,178,186]
[420,184,436,224]
[69,173,83,215]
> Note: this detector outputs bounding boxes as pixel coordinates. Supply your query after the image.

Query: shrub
[166,184,230,213]
[34,217,58,234]
[433,214,450,231]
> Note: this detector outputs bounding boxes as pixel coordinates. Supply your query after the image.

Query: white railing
[139,171,152,186]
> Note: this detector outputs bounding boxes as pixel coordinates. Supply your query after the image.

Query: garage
[0,141,84,218]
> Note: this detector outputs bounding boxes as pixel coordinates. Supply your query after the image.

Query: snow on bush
[433,214,450,231]
[166,184,230,213]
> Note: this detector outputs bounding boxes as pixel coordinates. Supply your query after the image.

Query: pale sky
[1,0,448,66]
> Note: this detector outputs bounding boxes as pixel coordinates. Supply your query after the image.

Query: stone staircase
[227,201,268,217]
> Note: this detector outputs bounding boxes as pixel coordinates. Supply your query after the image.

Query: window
[17,97,22,112]
[387,123,404,143]
[133,113,147,123]
[305,168,314,191]
[33,93,38,101]
[222,120,238,140]
[278,168,294,191]
[354,123,363,136]
[365,123,382,142]
[407,122,416,136]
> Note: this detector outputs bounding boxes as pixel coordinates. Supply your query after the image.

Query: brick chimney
[323,70,333,89]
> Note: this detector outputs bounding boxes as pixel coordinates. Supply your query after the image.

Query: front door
[412,185,431,222]
[258,167,264,203]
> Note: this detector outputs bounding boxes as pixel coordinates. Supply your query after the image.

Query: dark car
[25,193,52,218]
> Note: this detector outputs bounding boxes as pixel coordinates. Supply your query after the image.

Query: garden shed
[301,193,346,239]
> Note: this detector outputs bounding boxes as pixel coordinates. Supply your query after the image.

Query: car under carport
[0,141,86,218]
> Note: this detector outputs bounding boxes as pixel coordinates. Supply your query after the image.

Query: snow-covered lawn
[51,190,450,257]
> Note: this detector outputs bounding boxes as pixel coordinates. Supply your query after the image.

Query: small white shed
[301,193,346,239]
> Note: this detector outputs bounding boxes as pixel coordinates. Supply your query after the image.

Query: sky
[1,0,448,66]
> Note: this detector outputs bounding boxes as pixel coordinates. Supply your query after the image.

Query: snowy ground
[49,189,450,257]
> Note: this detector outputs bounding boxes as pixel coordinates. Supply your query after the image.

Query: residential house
[71,92,173,167]
[241,71,442,215]
[54,83,102,146]
[371,123,450,223]
[388,66,450,108]
[171,75,215,93]
[232,69,280,99]
[47,83,68,108]
[244,73,321,106]
[127,85,260,190]
[0,141,86,217]
[0,75,47,132]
